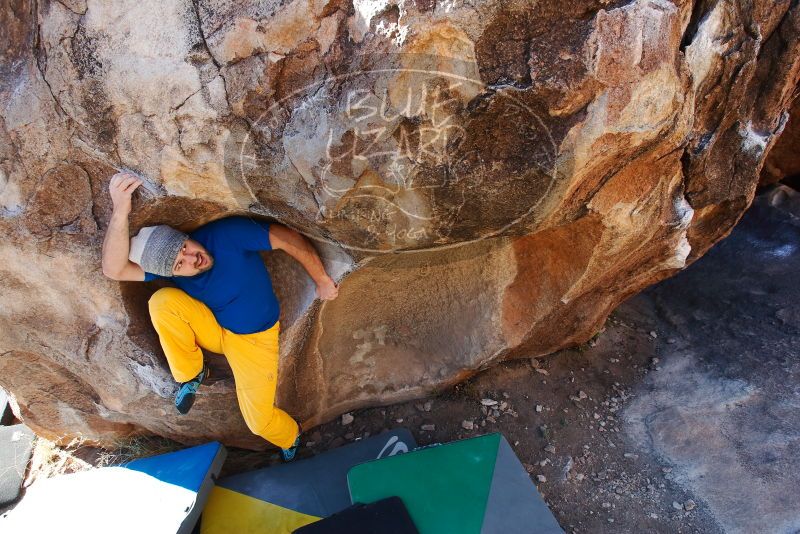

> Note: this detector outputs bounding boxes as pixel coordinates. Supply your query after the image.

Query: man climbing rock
[101,172,339,461]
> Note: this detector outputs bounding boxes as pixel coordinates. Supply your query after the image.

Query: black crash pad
[0,389,12,426]
[293,497,419,534]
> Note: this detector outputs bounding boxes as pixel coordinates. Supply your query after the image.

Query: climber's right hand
[109,172,142,215]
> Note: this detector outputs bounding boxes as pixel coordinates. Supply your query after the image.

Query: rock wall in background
[761,95,800,186]
[1,0,798,449]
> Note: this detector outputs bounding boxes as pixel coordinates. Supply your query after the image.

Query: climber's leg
[221,321,300,450]
[148,287,224,383]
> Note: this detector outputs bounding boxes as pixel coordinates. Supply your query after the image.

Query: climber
[100,171,339,461]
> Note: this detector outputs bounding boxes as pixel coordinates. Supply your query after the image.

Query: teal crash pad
[348,433,563,534]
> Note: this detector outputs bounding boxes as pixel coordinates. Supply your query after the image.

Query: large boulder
[1,0,798,449]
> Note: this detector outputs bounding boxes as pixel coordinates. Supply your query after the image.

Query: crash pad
[347,433,563,534]
[202,429,416,534]
[0,441,225,534]
[0,424,34,506]
[293,497,419,534]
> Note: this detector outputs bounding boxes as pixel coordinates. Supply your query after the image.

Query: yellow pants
[148,287,299,449]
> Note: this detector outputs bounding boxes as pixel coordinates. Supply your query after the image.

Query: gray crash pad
[348,433,563,534]
[0,424,35,506]
[202,429,417,533]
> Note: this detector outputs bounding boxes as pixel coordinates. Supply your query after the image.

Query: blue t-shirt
[145,216,280,334]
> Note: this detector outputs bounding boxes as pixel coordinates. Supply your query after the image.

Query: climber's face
[172,239,214,277]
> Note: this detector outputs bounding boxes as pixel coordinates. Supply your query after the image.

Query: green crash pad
[348,433,563,534]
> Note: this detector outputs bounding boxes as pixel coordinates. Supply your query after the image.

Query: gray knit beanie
[129,225,188,277]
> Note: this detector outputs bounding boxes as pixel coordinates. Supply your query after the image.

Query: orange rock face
[0,0,797,448]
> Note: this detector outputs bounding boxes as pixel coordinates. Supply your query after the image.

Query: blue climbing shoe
[281,433,301,462]
[175,364,209,415]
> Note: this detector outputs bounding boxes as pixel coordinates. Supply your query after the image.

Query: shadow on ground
[625,185,800,534]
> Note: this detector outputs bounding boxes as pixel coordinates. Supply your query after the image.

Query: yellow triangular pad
[201,486,320,534]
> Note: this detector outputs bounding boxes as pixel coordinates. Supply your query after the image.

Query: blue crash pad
[0,441,226,533]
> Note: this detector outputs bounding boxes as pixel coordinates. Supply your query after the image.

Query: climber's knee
[245,405,275,437]
[148,286,183,309]
[148,287,188,317]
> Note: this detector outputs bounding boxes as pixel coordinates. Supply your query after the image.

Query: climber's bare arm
[269,224,339,300]
[102,172,146,281]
